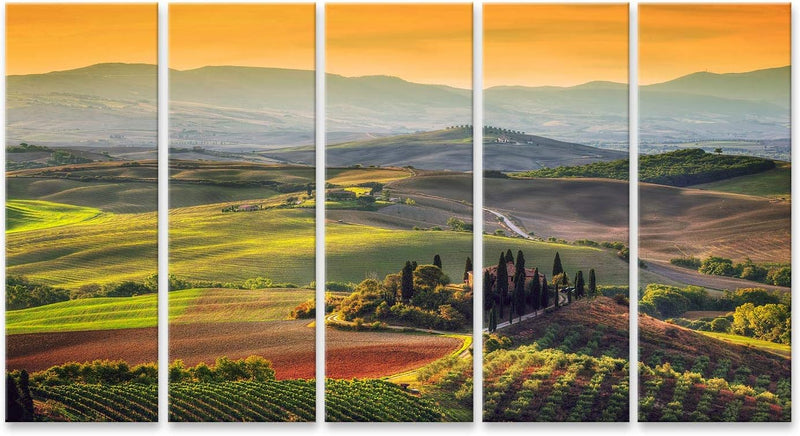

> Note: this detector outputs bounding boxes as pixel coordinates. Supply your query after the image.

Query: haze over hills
[6,63,789,154]
[639,66,790,146]
[266,127,626,171]
[6,63,157,148]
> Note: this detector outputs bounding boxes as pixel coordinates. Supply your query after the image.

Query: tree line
[671,255,790,287]
[511,148,775,187]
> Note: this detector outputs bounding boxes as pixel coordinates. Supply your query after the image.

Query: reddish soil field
[7,328,158,372]
[7,320,460,380]
[326,328,461,379]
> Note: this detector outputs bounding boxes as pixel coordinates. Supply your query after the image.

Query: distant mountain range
[6,63,789,151]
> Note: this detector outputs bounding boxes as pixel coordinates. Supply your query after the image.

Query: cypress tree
[515,268,526,320]
[464,257,473,282]
[554,285,560,309]
[515,250,525,272]
[541,275,549,309]
[411,260,418,270]
[589,269,597,297]
[6,374,24,422]
[575,271,585,299]
[483,270,494,312]
[567,288,572,304]
[514,250,525,283]
[496,252,508,319]
[531,271,541,314]
[505,249,514,265]
[552,252,564,277]
[433,254,442,270]
[18,370,33,421]
[401,261,414,302]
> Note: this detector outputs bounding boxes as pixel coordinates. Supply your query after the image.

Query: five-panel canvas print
[4,2,792,424]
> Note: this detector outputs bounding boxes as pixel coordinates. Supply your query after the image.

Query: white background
[0,0,797,434]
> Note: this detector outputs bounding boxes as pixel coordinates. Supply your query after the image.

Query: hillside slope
[638,313,790,422]
[267,127,624,171]
[484,297,630,422]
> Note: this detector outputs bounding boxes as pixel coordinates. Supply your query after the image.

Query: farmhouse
[238,204,259,212]
[484,262,547,290]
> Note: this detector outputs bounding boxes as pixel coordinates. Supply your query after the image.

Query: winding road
[484,208,532,239]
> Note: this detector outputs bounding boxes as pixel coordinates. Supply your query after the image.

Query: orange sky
[170,4,314,71]
[484,4,628,88]
[640,4,790,85]
[6,4,156,75]
[326,4,472,89]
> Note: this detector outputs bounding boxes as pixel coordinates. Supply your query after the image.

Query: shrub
[670,256,702,269]
[639,284,690,318]
[767,266,790,287]
[699,256,736,277]
[290,298,315,319]
[710,317,732,333]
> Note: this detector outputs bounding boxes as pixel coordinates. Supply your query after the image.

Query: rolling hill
[639,183,790,264]
[267,127,625,171]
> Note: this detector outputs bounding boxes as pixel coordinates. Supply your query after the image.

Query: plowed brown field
[7,321,460,380]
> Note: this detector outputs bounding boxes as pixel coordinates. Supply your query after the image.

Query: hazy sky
[6,4,156,75]
[170,4,314,71]
[326,4,472,89]
[640,4,790,85]
[484,4,628,88]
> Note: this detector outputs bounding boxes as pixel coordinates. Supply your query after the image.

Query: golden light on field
[484,4,628,88]
[326,3,472,89]
[169,4,314,71]
[6,4,156,75]
[640,4,790,84]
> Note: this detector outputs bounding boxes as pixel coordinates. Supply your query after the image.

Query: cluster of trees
[446,217,472,232]
[21,360,158,386]
[672,256,790,287]
[6,275,163,309]
[512,149,775,187]
[166,274,303,291]
[334,256,473,330]
[6,273,306,310]
[48,149,93,166]
[484,250,597,331]
[640,284,788,319]
[6,142,52,153]
[641,284,791,344]
[731,303,790,344]
[169,356,275,383]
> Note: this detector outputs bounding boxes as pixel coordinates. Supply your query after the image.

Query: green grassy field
[6,178,157,213]
[7,294,158,334]
[6,288,311,335]
[697,331,791,358]
[170,205,316,285]
[693,162,790,198]
[6,208,157,288]
[8,200,627,290]
[483,236,629,285]
[6,200,105,233]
